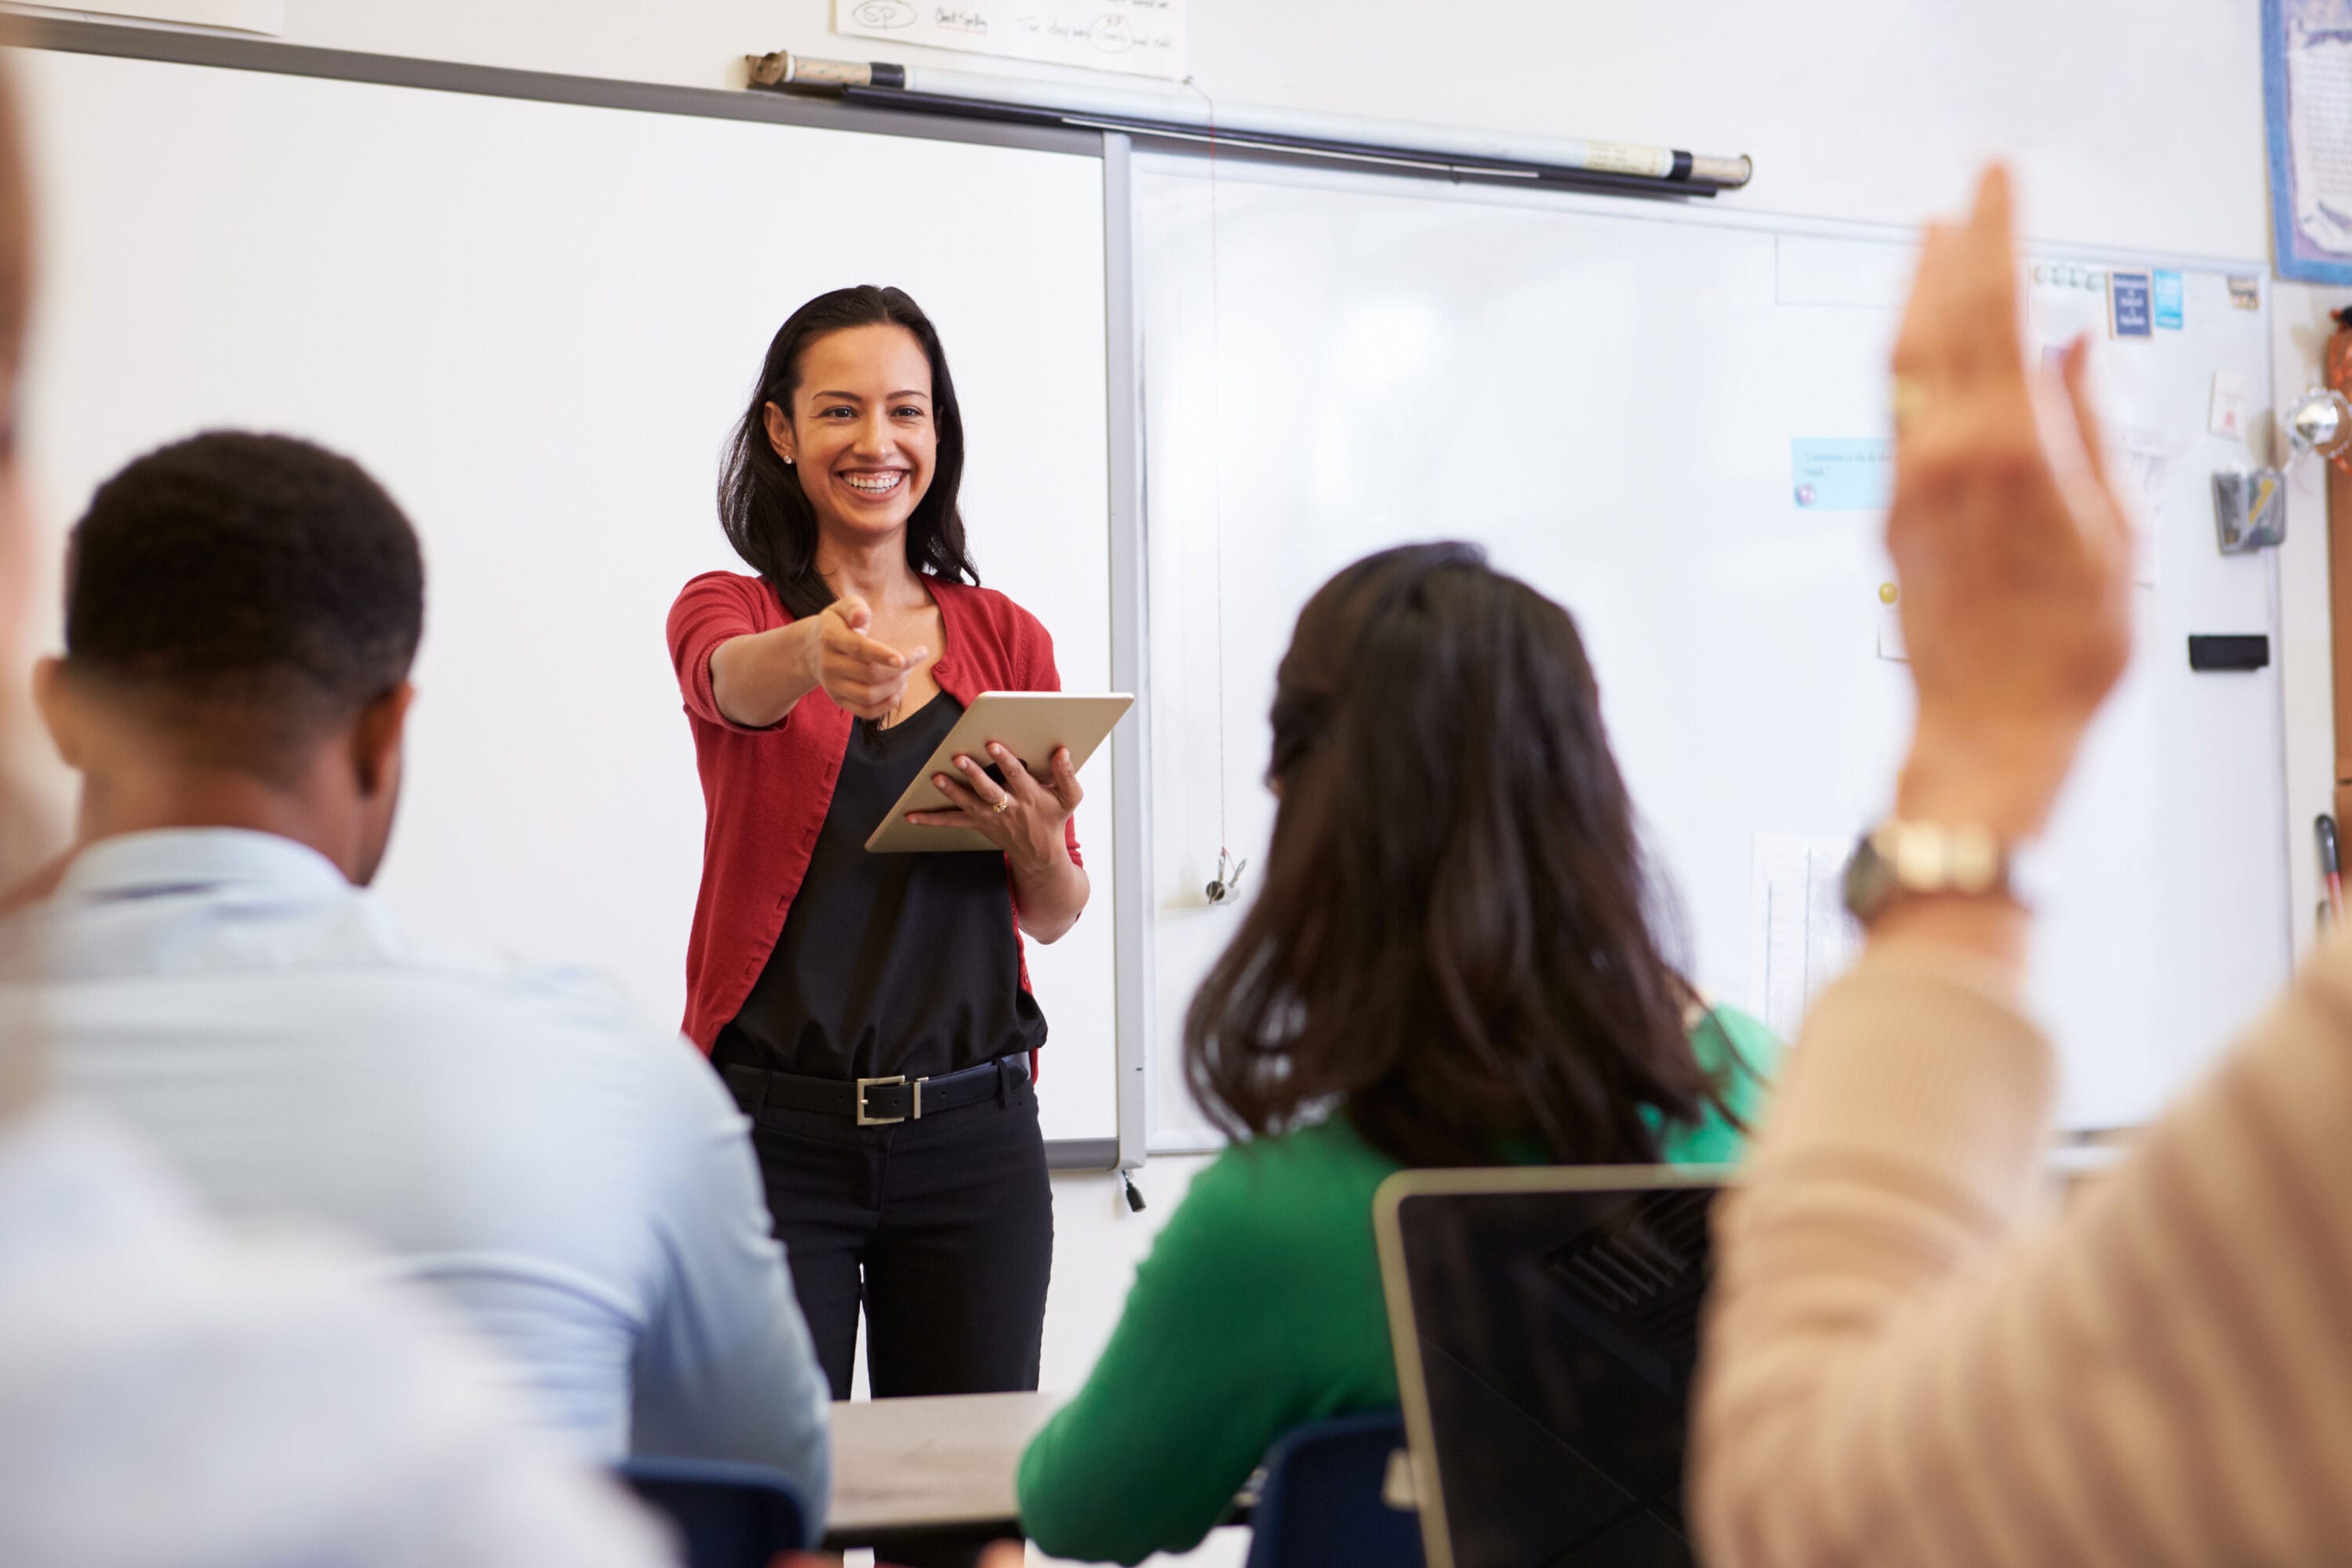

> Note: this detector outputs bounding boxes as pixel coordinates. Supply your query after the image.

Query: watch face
[1839,824,2014,924]
[1841,834,1888,923]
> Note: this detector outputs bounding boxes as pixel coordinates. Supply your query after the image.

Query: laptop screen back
[1384,1175,1721,1568]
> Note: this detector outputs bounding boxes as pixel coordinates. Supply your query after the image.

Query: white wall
[156,0,2270,260]
[2274,281,2346,965]
[13,4,2340,1563]
[209,0,2342,965]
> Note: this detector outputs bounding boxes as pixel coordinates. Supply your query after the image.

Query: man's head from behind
[37,431,425,885]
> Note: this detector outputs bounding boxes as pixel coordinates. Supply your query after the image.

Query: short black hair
[63,431,423,735]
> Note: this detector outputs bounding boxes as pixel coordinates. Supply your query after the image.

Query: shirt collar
[55,829,353,904]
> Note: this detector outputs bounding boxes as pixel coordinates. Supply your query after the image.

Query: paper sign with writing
[2108,270,2154,338]
[2211,370,2251,439]
[2267,0,2352,282]
[1791,437,1893,511]
[834,0,1188,79]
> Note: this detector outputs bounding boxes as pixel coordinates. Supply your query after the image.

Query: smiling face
[764,322,938,554]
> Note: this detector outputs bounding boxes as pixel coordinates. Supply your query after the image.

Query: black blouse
[712,691,1047,1082]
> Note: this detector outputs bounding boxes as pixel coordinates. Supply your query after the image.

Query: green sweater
[1016,1008,1779,1566]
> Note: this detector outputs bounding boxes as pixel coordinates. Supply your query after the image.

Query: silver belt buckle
[854,1074,924,1125]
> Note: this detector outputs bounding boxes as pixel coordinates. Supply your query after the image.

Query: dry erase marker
[2318,815,2343,927]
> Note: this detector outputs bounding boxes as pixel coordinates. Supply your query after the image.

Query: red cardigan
[666,570,1082,1054]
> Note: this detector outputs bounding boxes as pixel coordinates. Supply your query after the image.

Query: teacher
[665,285,1086,1416]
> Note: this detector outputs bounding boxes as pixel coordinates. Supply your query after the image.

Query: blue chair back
[615,1455,811,1567]
[1246,1412,1425,1568]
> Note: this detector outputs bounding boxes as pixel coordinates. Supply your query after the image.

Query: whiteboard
[1135,154,2287,1144]
[17,47,1122,1144]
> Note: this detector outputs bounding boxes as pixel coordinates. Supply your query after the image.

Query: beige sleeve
[1693,940,2352,1568]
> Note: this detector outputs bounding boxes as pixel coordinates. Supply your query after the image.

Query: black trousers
[745,1062,1054,1403]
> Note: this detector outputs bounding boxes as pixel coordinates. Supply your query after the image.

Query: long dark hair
[1183,542,1735,1168]
[717,285,978,618]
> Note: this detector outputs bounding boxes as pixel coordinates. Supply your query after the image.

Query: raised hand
[1887,165,2135,839]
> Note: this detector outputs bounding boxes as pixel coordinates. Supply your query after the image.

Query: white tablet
[865,691,1134,854]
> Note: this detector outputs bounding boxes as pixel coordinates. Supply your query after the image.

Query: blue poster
[2109,270,2154,338]
[2153,269,2185,328]
[1791,437,1893,511]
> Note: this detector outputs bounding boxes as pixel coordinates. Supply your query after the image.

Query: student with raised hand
[1693,167,2352,1567]
[0,49,672,1568]
[1016,543,1777,1566]
[8,431,829,1517]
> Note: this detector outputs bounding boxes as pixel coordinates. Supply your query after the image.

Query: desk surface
[824,1391,1060,1546]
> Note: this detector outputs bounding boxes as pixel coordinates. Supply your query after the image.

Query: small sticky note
[2210,370,2250,440]
[2153,270,2184,329]
[2108,270,2154,338]
[1791,437,1893,511]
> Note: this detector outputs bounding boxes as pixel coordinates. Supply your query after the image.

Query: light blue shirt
[8,829,830,1523]
[0,1104,677,1568]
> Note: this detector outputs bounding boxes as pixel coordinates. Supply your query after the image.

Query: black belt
[722,1054,1029,1127]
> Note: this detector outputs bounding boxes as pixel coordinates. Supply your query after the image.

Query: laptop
[1373,1165,1730,1568]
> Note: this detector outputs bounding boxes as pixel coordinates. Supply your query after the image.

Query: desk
[822,1391,1059,1551]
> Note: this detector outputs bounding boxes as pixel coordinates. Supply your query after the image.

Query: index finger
[984,742,1051,798]
[839,629,909,671]
[1947,165,2024,383]
[1893,165,2024,394]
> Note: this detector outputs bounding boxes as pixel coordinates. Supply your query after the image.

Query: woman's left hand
[906,742,1082,872]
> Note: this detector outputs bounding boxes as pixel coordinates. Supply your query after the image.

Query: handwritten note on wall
[2265,0,2352,282]
[2289,19,2352,252]
[833,0,1189,80]
[1790,437,1893,511]
[1748,833,1862,1041]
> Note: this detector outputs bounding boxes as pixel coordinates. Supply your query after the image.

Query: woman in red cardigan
[666,286,1087,1456]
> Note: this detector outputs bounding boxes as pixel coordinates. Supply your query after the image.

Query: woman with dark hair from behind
[1016,542,1778,1566]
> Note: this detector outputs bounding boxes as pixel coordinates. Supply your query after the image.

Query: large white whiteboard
[17,47,1123,1143]
[1136,154,2288,1142]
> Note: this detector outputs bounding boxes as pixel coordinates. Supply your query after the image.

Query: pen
[2318,815,2343,929]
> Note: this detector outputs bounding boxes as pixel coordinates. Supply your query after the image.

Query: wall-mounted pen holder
[2216,386,2352,554]
[2213,468,2284,554]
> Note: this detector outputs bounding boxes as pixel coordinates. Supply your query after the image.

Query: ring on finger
[992,792,1011,813]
